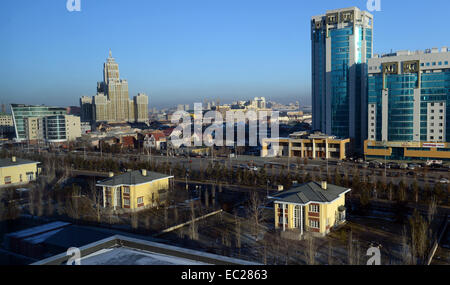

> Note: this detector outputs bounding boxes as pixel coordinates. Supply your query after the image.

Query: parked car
[439,178,450,184]
[400,163,408,170]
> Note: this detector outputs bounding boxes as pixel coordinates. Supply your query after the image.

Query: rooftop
[374,47,449,58]
[96,170,173,187]
[269,181,350,204]
[33,235,259,265]
[0,157,40,168]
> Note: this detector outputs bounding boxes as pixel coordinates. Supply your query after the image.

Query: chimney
[141,169,147,176]
[11,156,16,163]
[321,181,327,190]
[108,172,114,177]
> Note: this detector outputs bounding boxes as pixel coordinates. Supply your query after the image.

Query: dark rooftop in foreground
[33,235,259,265]
[96,170,173,187]
[0,157,39,168]
[269,181,350,204]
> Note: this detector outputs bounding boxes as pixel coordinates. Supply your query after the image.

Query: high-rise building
[80,96,93,123]
[80,51,148,124]
[134,93,149,123]
[365,48,450,161]
[311,7,373,150]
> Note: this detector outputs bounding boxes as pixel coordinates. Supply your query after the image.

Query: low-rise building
[261,131,350,160]
[0,156,40,188]
[269,181,350,239]
[96,169,173,211]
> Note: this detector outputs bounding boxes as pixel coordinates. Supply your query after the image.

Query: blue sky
[0,0,449,109]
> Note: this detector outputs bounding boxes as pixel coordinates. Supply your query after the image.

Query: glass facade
[11,104,67,141]
[368,70,450,142]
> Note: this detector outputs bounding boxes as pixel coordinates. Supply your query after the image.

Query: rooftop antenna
[109,49,112,58]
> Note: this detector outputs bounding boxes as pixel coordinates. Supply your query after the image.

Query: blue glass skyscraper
[311,7,373,152]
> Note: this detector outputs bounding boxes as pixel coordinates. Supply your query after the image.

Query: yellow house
[0,156,40,188]
[269,181,350,238]
[96,169,173,211]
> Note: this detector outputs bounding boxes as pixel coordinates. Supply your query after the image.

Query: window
[309,204,319,213]
[26,172,34,181]
[293,205,301,228]
[439,62,442,66]
[123,199,130,206]
[431,116,434,120]
[440,116,444,120]
[446,61,449,65]
[123,186,130,194]
[432,62,436,66]
[309,219,320,229]
[137,197,144,206]
[4,176,11,184]
[439,136,443,140]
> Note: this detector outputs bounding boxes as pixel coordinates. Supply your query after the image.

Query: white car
[439,178,449,184]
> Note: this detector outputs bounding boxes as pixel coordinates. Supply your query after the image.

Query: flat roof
[33,235,259,265]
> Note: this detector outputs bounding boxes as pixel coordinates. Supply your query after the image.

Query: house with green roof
[268,181,351,238]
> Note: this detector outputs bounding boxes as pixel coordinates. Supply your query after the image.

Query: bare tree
[427,196,437,224]
[401,226,412,265]
[409,210,429,264]
[306,234,316,265]
[234,213,241,252]
[131,212,138,230]
[328,240,333,265]
[189,201,198,240]
[247,191,264,241]
[348,229,354,265]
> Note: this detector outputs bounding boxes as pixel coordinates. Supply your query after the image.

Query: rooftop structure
[33,235,259,265]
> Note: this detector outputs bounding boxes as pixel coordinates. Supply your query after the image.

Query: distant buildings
[311,7,373,150]
[10,104,81,143]
[0,113,14,138]
[80,51,149,125]
[269,181,350,239]
[96,169,173,211]
[0,156,40,188]
[365,48,450,161]
[261,131,350,160]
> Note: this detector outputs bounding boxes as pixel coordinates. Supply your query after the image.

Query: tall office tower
[134,93,149,123]
[93,93,109,122]
[11,104,67,141]
[311,7,373,151]
[365,48,450,160]
[80,96,93,123]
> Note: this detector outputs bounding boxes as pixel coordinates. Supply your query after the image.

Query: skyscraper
[81,51,149,124]
[311,7,373,151]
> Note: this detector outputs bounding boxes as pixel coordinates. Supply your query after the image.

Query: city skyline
[1,0,449,109]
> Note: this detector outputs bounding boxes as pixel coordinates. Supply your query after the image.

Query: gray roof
[0,158,39,168]
[96,170,173,186]
[270,182,350,204]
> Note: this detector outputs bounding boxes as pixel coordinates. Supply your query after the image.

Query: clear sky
[0,0,449,109]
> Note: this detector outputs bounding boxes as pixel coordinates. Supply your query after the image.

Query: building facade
[96,169,173,212]
[0,157,40,188]
[365,48,450,161]
[80,51,149,124]
[261,131,350,160]
[11,104,67,141]
[269,181,350,239]
[311,7,373,150]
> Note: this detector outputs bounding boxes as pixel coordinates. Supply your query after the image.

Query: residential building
[65,115,82,141]
[269,181,350,239]
[0,156,40,188]
[261,131,350,160]
[134,93,149,123]
[365,48,450,161]
[311,7,373,150]
[96,169,173,211]
[11,104,66,141]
